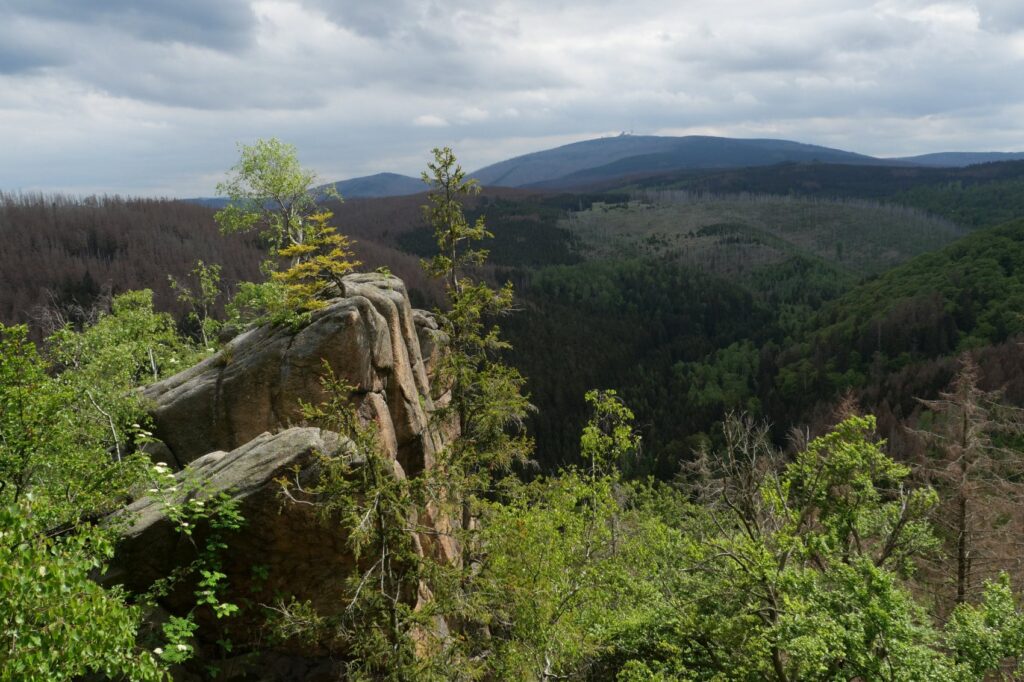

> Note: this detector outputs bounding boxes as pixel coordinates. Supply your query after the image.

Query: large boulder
[109,428,355,627]
[142,273,445,477]
[107,274,460,676]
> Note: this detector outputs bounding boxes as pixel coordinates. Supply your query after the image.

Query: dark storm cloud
[2,0,256,51]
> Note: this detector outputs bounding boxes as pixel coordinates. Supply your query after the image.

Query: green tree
[273,368,446,680]
[580,388,640,479]
[215,139,359,321]
[420,147,532,499]
[0,293,198,680]
[417,149,535,648]
[2,292,190,529]
[168,259,223,347]
[592,414,1024,681]
[270,209,360,311]
[472,390,658,679]
[421,147,491,295]
[215,137,338,261]
[0,501,163,681]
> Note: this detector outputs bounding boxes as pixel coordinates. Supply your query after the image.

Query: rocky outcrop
[109,428,356,631]
[108,273,458,675]
[142,273,445,477]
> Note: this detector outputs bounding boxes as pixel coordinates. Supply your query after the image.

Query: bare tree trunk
[956,490,968,604]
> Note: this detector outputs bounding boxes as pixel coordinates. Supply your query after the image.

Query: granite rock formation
[107,273,457,676]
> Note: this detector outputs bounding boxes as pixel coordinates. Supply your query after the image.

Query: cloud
[974,0,1024,33]
[0,19,65,74]
[1,0,1023,196]
[3,0,257,51]
[414,114,449,127]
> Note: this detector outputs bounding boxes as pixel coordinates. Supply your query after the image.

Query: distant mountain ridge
[186,172,425,207]
[470,135,890,189]
[891,152,1024,167]
[324,172,425,198]
[185,136,1024,202]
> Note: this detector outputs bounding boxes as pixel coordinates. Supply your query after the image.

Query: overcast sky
[2,0,1023,197]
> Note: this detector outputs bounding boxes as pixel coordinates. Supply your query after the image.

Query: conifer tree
[215,139,359,320]
[270,210,360,311]
[913,355,1024,607]
[420,147,532,517]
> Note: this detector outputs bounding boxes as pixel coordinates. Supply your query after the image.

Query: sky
[2,0,1024,197]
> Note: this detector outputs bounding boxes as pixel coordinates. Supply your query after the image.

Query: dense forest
[7,143,1024,680]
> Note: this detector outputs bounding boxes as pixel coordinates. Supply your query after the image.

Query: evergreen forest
[6,142,1024,681]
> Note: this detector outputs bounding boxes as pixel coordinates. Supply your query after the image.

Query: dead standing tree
[912,354,1024,610]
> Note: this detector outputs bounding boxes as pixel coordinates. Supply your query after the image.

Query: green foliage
[506,257,771,474]
[2,290,194,528]
[580,389,641,477]
[215,138,338,256]
[946,574,1024,677]
[224,279,296,327]
[421,147,492,292]
[896,177,1024,229]
[590,415,1022,681]
[770,218,1024,425]
[421,147,532,509]
[157,615,198,665]
[0,289,206,680]
[215,139,361,325]
[425,405,1024,680]
[168,259,223,348]
[144,459,245,664]
[475,472,638,678]
[470,388,657,679]
[270,209,360,311]
[0,324,73,508]
[0,501,164,681]
[274,368,446,680]
[48,288,197,388]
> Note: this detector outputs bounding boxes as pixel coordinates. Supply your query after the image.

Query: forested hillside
[0,193,439,332]
[5,166,1018,472]
[8,142,1024,680]
[623,160,1024,229]
[771,218,1024,436]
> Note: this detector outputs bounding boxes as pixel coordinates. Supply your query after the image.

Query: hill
[894,151,1024,167]
[471,135,889,188]
[325,172,426,198]
[564,193,962,276]
[494,192,964,471]
[186,172,426,208]
[769,217,1024,434]
[0,193,437,334]
[615,160,1024,229]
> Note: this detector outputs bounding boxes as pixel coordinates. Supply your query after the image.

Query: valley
[6,137,1024,679]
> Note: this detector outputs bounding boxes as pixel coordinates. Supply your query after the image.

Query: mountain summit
[470,134,887,188]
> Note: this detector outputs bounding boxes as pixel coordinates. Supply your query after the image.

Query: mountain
[325,172,426,198]
[470,135,892,188]
[185,196,229,209]
[893,151,1024,167]
[185,173,426,208]
[185,142,1024,204]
